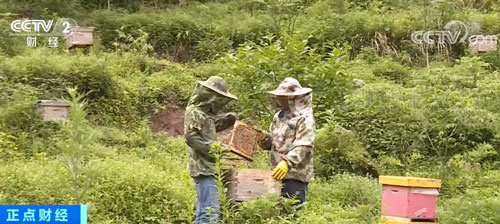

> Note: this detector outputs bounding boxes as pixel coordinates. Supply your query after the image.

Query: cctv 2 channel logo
[9,18,78,36]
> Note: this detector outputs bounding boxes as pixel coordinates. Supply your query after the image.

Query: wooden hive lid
[37,100,69,107]
[70,26,95,32]
[379,176,441,188]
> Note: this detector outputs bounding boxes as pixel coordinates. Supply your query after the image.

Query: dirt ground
[151,106,186,137]
[150,103,247,150]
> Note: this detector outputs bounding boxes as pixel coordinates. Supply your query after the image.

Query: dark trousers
[193,175,220,224]
[281,179,308,204]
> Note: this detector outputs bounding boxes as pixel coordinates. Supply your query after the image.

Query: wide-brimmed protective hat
[268,77,312,96]
[197,76,238,100]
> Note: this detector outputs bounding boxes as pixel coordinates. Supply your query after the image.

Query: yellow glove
[272,160,288,180]
[258,130,267,142]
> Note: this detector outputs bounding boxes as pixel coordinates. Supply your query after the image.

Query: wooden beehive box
[220,155,246,171]
[226,168,282,202]
[37,100,69,121]
[464,162,481,171]
[64,26,94,49]
[226,121,260,161]
[469,36,498,54]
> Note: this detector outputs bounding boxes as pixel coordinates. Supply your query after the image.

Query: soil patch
[151,106,185,137]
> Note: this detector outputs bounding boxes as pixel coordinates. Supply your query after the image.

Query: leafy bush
[1,1,500,223]
[0,132,20,161]
[1,49,117,100]
[113,27,153,55]
[440,195,500,224]
[438,170,500,224]
[0,81,41,134]
[0,18,25,56]
[1,0,82,18]
[480,51,500,71]
[0,158,74,205]
[92,10,207,60]
[229,196,298,224]
[87,154,195,223]
[372,58,410,84]
[82,0,182,11]
[215,35,352,126]
[91,4,276,61]
[338,81,423,161]
[315,120,378,178]
[0,80,61,157]
[0,48,196,126]
[299,174,380,224]
[195,34,233,61]
[338,57,500,177]
[0,137,195,224]
[0,49,133,126]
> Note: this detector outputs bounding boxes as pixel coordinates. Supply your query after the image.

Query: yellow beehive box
[380,216,437,224]
[379,176,442,188]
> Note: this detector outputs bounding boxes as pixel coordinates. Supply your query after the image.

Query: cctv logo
[9,18,76,36]
[11,20,54,33]
[411,20,469,45]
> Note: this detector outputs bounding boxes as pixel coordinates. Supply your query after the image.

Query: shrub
[195,34,233,61]
[299,174,381,224]
[0,141,195,224]
[0,48,196,126]
[0,157,74,205]
[439,195,500,224]
[480,51,500,71]
[0,81,60,157]
[0,81,42,134]
[216,34,353,126]
[315,120,378,178]
[372,58,410,85]
[338,81,423,161]
[0,49,134,126]
[1,49,117,100]
[338,58,500,176]
[86,154,195,223]
[92,10,208,60]
[0,18,25,56]
[438,170,500,224]
[229,196,298,224]
[91,5,276,61]
[1,0,82,18]
[0,132,20,161]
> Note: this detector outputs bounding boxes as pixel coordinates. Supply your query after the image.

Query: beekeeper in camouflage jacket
[184,76,238,224]
[259,77,315,204]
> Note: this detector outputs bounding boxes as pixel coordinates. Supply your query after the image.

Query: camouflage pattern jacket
[260,93,316,183]
[184,84,235,178]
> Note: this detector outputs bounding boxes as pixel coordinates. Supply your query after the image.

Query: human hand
[226,112,239,122]
[271,160,289,180]
[258,130,267,142]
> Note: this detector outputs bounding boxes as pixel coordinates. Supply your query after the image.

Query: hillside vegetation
[1,0,500,223]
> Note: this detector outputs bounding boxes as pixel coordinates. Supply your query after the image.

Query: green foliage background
[1,0,500,223]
